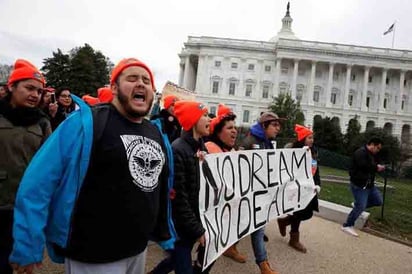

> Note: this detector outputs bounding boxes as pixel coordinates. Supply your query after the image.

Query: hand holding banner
[198,148,316,269]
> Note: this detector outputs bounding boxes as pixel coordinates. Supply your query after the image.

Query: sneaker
[341,226,359,237]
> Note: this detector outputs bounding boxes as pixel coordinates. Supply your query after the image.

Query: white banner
[199,148,316,269]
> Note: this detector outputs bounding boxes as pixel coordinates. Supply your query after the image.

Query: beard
[117,87,153,118]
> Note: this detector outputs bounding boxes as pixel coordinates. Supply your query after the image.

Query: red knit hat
[82,94,99,106]
[43,87,55,93]
[209,104,233,134]
[174,100,208,131]
[97,87,113,103]
[295,124,313,141]
[110,58,155,90]
[163,95,178,109]
[7,59,45,87]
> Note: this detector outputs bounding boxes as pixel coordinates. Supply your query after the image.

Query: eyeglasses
[59,95,71,99]
[270,121,281,127]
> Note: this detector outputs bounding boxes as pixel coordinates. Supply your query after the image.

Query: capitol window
[351,74,356,81]
[243,110,250,123]
[281,65,288,74]
[231,62,238,69]
[245,84,253,97]
[384,98,388,109]
[331,93,337,104]
[348,94,353,106]
[262,85,269,98]
[212,81,219,94]
[214,61,221,67]
[248,64,255,71]
[366,97,370,108]
[313,91,320,102]
[265,65,271,72]
[229,82,236,95]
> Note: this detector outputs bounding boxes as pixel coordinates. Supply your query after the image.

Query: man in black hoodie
[341,137,385,237]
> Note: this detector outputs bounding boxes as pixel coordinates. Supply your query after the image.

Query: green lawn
[319,166,412,243]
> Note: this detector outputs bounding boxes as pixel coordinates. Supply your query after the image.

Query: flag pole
[392,21,396,48]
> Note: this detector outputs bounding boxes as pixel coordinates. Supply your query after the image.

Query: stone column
[178,63,184,86]
[183,56,191,89]
[361,66,370,111]
[307,61,316,105]
[195,55,204,92]
[325,62,335,108]
[273,58,282,98]
[343,64,352,109]
[291,59,299,100]
[379,68,387,111]
[398,70,406,112]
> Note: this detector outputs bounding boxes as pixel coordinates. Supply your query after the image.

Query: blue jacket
[10,97,176,266]
[239,122,274,150]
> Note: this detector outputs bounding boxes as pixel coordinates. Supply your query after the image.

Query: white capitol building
[177,3,412,142]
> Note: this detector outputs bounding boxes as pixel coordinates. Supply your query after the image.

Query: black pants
[290,206,314,233]
[0,209,13,274]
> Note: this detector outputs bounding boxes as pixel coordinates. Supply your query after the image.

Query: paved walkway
[36,216,412,274]
[146,217,412,274]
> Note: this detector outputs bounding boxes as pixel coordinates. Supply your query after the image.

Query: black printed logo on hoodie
[120,135,164,192]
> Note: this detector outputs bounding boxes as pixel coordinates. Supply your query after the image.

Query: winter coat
[239,122,275,150]
[349,145,379,188]
[171,131,207,241]
[0,100,51,207]
[151,109,182,143]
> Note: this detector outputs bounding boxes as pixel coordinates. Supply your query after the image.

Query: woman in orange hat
[168,100,213,274]
[277,124,321,253]
[205,104,247,264]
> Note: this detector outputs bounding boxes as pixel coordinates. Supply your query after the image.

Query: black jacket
[171,131,206,241]
[151,109,181,143]
[349,145,378,188]
[292,143,320,213]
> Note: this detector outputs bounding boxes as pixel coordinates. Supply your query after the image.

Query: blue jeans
[173,239,195,274]
[343,184,383,227]
[171,239,213,274]
[251,228,267,264]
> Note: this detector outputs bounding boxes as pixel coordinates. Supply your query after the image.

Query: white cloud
[1,0,411,89]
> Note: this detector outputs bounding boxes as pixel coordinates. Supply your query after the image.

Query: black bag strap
[91,103,111,145]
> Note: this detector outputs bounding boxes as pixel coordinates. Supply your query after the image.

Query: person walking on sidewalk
[277,125,321,253]
[341,137,385,237]
[9,58,172,274]
[0,59,49,274]
[205,104,247,264]
[167,100,212,274]
[238,111,283,274]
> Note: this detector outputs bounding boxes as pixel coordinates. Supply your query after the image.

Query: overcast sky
[1,0,411,90]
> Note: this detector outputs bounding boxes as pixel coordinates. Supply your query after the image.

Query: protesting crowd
[0,57,385,274]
